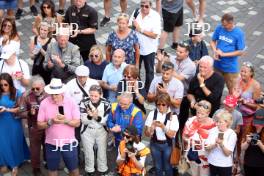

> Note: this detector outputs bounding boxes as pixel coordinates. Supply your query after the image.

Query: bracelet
[79,30,82,34]
[200,83,205,88]
[64,119,69,125]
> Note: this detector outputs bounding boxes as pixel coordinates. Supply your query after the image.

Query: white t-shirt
[206,127,237,167]
[65,78,99,105]
[0,58,30,93]
[145,109,179,140]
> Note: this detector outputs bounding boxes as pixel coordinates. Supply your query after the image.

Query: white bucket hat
[44,78,66,94]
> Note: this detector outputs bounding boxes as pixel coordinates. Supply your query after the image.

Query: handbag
[187,147,201,164]
[239,99,256,116]
[177,130,190,174]
[170,134,181,166]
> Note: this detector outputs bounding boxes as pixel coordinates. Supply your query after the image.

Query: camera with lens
[125,141,135,153]
[250,133,260,145]
[255,97,264,104]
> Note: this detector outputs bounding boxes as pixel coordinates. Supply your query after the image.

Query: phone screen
[58,106,64,115]
[218,132,224,140]
[158,83,163,88]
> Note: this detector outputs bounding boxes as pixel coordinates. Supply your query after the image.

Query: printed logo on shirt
[71,12,76,16]
[219,35,233,43]
[73,91,81,94]
[82,14,89,17]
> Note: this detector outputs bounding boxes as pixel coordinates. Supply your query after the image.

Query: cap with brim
[44,78,66,94]
[75,65,90,77]
[253,109,264,126]
[0,42,19,60]
[223,95,238,108]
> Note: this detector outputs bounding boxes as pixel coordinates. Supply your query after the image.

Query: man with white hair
[107,92,144,147]
[43,33,82,83]
[0,42,30,93]
[101,49,127,103]
[187,55,225,118]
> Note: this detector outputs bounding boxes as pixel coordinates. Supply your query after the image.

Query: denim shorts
[0,0,17,10]
[45,142,78,171]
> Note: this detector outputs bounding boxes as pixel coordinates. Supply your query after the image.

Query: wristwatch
[47,119,53,127]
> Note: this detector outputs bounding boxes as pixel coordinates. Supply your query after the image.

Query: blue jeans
[150,141,173,176]
[139,52,155,92]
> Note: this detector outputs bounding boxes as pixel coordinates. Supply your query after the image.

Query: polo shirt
[102,62,127,102]
[149,76,184,114]
[37,95,80,146]
[64,3,98,52]
[65,78,99,105]
[129,9,161,55]
[0,58,30,93]
[170,56,196,95]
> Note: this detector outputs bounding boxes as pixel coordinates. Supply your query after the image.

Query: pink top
[38,95,80,146]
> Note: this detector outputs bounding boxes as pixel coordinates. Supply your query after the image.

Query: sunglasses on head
[141,4,150,9]
[243,62,254,69]
[0,83,9,87]
[197,102,210,110]
[162,63,174,70]
[178,41,190,48]
[31,87,40,91]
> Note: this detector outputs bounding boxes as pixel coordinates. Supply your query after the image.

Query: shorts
[0,0,17,10]
[162,8,183,32]
[45,142,78,171]
[214,68,239,93]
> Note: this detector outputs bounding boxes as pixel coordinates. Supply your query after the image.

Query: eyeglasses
[141,4,150,9]
[162,63,174,70]
[31,87,40,91]
[90,54,99,58]
[43,5,51,9]
[122,132,132,139]
[157,103,167,107]
[197,102,210,110]
[0,83,9,87]
[243,62,254,69]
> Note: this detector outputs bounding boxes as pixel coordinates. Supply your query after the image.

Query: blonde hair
[218,111,233,128]
[117,13,129,23]
[89,45,104,61]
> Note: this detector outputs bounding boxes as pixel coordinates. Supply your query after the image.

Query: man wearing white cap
[37,78,80,176]
[66,65,99,105]
[0,42,30,93]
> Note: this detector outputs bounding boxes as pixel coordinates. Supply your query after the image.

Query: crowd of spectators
[0,0,263,176]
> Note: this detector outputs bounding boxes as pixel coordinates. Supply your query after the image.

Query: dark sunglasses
[43,5,51,9]
[3,24,12,28]
[122,132,132,139]
[32,87,40,91]
[124,75,133,79]
[90,54,99,58]
[157,103,167,107]
[197,102,210,110]
[0,83,9,87]
[162,63,174,70]
[141,4,150,9]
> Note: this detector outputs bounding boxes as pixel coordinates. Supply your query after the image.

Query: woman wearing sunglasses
[183,100,215,176]
[117,64,146,114]
[235,61,262,127]
[0,73,29,176]
[0,18,20,56]
[145,93,179,176]
[32,0,62,36]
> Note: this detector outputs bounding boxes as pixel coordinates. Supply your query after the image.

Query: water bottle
[32,42,42,55]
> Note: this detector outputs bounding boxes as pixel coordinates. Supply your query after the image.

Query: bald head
[112,49,125,67]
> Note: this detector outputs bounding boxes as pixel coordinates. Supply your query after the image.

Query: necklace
[240,78,253,92]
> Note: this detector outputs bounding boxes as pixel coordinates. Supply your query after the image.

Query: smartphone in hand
[58,106,64,115]
[158,83,163,88]
[218,132,224,140]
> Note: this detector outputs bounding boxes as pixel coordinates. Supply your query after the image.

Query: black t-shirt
[188,72,224,116]
[84,60,108,80]
[64,3,98,51]
[117,79,146,114]
[244,138,264,167]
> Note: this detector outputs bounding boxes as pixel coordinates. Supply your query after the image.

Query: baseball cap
[75,65,90,77]
[223,95,238,108]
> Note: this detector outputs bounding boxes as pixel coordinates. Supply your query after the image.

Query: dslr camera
[250,133,260,145]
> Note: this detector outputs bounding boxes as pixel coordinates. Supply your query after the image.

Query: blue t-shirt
[212,24,245,73]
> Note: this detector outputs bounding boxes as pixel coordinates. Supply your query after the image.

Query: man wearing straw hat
[37,78,80,176]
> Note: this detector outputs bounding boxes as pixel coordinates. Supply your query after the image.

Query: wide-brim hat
[44,78,66,94]
[253,109,264,126]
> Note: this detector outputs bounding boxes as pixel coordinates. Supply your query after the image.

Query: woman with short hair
[105,13,140,66]
[145,93,179,176]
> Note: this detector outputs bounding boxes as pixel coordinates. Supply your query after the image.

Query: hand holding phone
[218,132,224,140]
[158,83,163,88]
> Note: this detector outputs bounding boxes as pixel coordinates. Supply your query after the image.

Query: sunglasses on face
[197,102,210,110]
[90,54,99,58]
[31,87,40,91]
[141,4,150,9]
[124,75,133,79]
[156,103,167,107]
[0,83,9,87]
[43,5,51,9]
[3,24,12,28]
[122,132,132,139]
